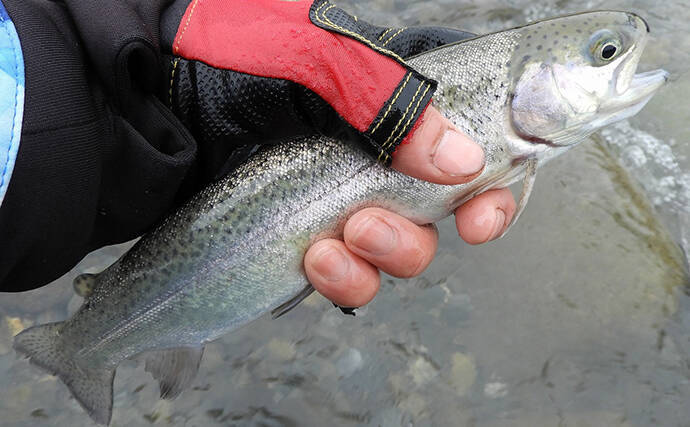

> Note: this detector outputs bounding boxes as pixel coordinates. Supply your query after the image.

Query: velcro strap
[365,71,434,164]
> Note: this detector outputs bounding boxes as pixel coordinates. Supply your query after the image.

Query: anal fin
[500,157,538,238]
[271,285,315,319]
[144,346,204,400]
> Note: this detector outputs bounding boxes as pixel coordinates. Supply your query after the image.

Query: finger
[392,105,485,185]
[304,239,380,308]
[343,208,438,278]
[454,188,517,245]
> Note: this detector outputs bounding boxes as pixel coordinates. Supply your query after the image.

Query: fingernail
[489,209,506,241]
[351,216,396,256]
[313,246,350,282]
[432,130,485,176]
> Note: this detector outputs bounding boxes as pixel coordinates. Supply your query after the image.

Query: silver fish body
[14,11,667,425]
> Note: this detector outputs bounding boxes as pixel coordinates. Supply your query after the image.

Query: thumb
[391,105,485,185]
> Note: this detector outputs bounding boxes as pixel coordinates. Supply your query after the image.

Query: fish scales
[12,12,668,425]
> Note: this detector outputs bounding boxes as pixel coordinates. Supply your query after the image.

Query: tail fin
[13,322,115,425]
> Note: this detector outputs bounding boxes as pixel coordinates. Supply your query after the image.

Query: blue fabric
[0,0,24,208]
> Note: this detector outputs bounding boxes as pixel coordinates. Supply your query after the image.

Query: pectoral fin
[500,157,538,238]
[271,284,315,319]
[144,346,204,399]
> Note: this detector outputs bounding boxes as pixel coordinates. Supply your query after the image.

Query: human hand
[305,105,517,308]
[164,1,515,309]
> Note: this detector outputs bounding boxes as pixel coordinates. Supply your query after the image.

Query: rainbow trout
[14,11,667,424]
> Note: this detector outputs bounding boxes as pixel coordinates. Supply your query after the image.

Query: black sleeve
[0,0,472,293]
[0,0,198,292]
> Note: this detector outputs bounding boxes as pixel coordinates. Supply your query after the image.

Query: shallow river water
[1,1,689,426]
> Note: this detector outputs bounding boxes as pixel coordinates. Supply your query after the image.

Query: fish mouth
[610,69,668,110]
[596,68,668,125]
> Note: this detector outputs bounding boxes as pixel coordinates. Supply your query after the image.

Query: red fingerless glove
[163,0,473,177]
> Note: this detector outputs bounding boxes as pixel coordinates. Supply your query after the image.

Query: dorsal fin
[144,346,205,400]
[500,157,538,238]
[73,273,99,298]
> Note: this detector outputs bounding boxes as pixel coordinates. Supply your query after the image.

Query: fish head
[510,11,668,149]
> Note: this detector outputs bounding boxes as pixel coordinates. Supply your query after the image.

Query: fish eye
[601,43,617,60]
[588,30,623,65]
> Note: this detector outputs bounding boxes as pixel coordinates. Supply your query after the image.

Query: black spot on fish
[537,45,542,50]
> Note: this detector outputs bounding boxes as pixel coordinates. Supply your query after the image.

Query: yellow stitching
[381,81,426,150]
[382,27,407,47]
[377,82,430,162]
[378,149,387,163]
[315,1,328,14]
[370,73,412,135]
[169,57,180,107]
[378,28,394,41]
[315,3,406,63]
[174,0,200,55]
[353,15,358,22]
[390,84,430,148]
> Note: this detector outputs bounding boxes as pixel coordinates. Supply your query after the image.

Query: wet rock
[0,281,72,316]
[482,411,631,427]
[0,316,30,355]
[265,338,297,361]
[483,380,508,399]
[0,321,11,356]
[335,348,363,378]
[449,352,476,397]
[367,407,405,427]
[408,356,439,386]
[397,392,429,419]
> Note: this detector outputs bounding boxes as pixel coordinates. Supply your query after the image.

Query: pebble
[449,352,476,397]
[265,338,296,361]
[408,356,438,386]
[484,380,508,398]
[336,348,363,378]
[0,316,29,356]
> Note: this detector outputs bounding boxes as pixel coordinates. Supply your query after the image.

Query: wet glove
[0,0,473,292]
[161,0,475,180]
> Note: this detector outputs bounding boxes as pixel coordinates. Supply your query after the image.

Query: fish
[13,11,667,425]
